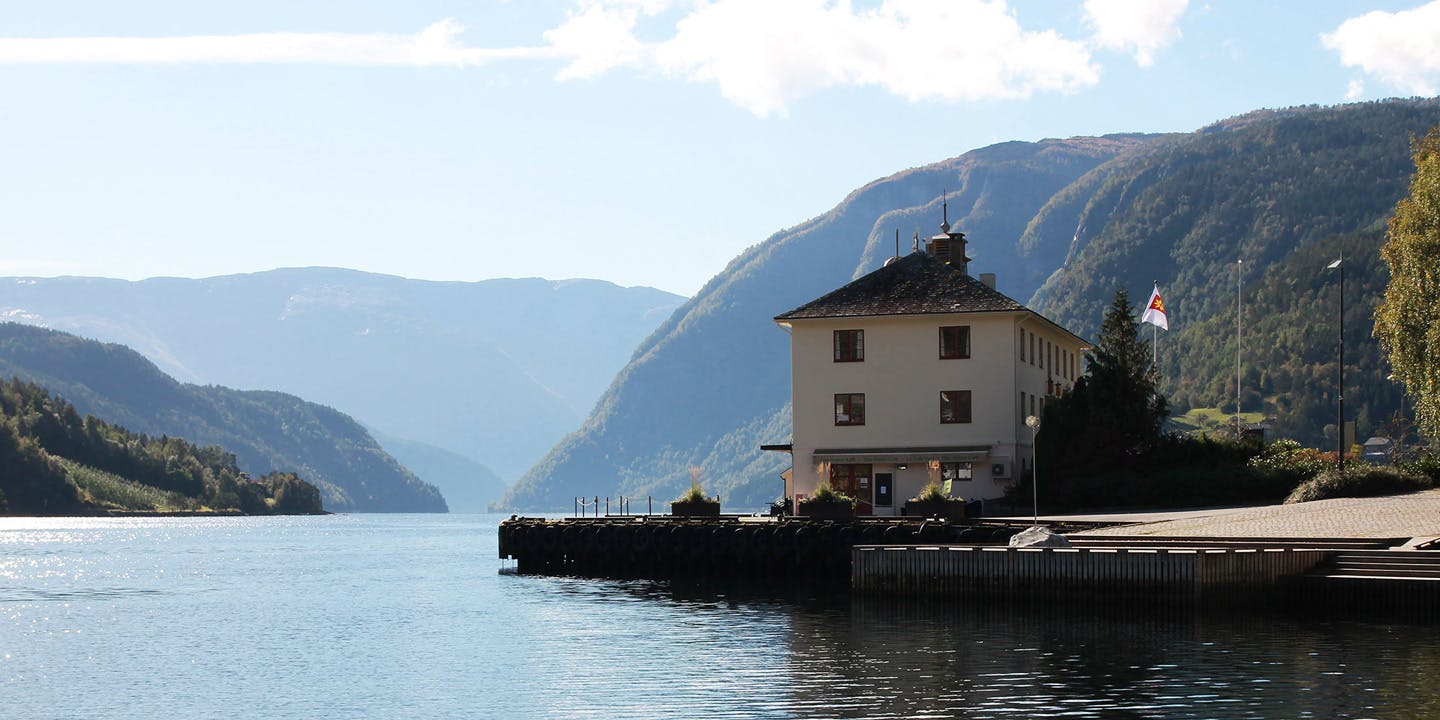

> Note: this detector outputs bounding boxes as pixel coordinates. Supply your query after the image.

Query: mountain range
[0,322,442,512]
[499,98,1440,511]
[0,270,683,510]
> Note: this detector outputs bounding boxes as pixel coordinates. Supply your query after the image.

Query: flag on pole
[1140,284,1169,330]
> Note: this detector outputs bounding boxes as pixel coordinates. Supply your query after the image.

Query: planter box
[798,500,855,520]
[903,498,968,520]
[670,499,720,517]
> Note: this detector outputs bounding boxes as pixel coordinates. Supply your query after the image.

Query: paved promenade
[1032,489,1440,542]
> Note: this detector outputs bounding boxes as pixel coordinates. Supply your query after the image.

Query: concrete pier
[851,545,1330,601]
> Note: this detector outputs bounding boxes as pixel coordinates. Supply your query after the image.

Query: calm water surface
[2,514,1437,719]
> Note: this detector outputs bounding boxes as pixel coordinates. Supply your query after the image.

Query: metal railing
[574,495,647,517]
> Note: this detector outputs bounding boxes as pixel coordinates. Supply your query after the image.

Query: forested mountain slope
[0,377,324,516]
[0,323,444,512]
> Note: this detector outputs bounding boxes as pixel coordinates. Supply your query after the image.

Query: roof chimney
[980,273,996,289]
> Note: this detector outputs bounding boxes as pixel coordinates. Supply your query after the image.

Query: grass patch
[1170,408,1267,436]
[61,459,199,512]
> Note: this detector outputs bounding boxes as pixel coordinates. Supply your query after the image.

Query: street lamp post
[1025,415,1041,527]
[1328,256,1344,472]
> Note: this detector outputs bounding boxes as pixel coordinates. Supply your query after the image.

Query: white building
[769,216,1089,515]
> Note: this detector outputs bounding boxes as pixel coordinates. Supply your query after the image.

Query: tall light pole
[1328,255,1344,471]
[1025,415,1041,527]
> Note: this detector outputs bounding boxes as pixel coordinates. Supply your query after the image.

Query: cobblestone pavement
[1062,488,1440,540]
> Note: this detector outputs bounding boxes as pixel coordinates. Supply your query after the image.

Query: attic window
[834,329,864,362]
[939,325,970,359]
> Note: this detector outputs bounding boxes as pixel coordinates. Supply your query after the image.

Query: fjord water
[3,515,1438,720]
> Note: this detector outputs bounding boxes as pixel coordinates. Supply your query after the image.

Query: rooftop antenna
[941,191,951,233]
[894,229,900,259]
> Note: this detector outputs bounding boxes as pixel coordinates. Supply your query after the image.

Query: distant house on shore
[767,209,1089,515]
[1362,436,1394,465]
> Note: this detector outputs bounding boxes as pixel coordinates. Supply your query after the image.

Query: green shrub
[1247,439,1334,485]
[809,483,855,507]
[1284,465,1434,503]
[1401,453,1440,483]
[676,483,707,503]
[914,481,952,502]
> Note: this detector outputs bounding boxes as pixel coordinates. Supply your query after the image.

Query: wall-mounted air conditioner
[991,461,1010,479]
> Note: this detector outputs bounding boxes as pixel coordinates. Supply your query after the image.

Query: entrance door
[874,473,893,508]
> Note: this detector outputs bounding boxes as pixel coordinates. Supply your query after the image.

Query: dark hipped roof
[775,251,1026,320]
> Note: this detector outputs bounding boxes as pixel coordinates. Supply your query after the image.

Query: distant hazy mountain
[367,428,505,513]
[500,97,1440,511]
[0,269,685,500]
[0,323,445,512]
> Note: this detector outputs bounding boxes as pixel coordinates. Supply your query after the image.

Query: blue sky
[2,1,1437,296]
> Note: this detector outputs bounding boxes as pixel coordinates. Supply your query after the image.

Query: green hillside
[0,377,322,515]
[499,98,1440,512]
[0,323,446,512]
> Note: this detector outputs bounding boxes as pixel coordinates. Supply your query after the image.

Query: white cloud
[1323,1,1440,97]
[0,18,554,66]
[652,0,1100,117]
[0,1,1109,117]
[1083,0,1188,67]
[544,2,660,80]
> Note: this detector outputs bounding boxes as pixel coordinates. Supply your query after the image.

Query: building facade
[770,220,1088,515]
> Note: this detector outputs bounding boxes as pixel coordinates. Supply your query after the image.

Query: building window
[833,329,864,362]
[940,462,973,483]
[1019,329,1026,362]
[830,464,872,499]
[834,393,865,426]
[939,325,970,359]
[940,390,972,424]
[1030,393,1036,418]
[1030,334,1036,365]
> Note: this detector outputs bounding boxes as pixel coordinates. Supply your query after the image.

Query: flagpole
[1151,278,1158,373]
[1236,258,1242,438]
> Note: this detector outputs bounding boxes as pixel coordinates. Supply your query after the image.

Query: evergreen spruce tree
[1082,289,1169,457]
[1032,289,1170,506]
[1375,124,1440,444]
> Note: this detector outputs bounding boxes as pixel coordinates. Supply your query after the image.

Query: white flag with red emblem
[1140,284,1168,330]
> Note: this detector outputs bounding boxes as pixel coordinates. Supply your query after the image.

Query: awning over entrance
[811,445,992,464]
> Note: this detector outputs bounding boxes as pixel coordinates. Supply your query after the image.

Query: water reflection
[515,576,1440,719]
[779,598,1440,719]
